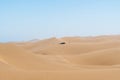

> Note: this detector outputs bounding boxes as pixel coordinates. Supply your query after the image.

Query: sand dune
[64,47,120,66]
[24,40,120,55]
[1,35,120,80]
[0,43,74,70]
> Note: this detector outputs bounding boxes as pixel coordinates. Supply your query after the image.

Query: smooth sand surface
[1,35,120,80]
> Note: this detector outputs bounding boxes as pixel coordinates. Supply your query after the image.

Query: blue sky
[1,0,120,42]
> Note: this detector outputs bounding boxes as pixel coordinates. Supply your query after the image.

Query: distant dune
[1,35,120,80]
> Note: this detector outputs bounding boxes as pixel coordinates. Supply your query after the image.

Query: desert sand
[1,35,120,80]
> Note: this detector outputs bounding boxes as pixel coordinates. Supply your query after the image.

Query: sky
[1,0,120,42]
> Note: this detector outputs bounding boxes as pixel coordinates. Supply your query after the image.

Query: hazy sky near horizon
[1,0,120,42]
